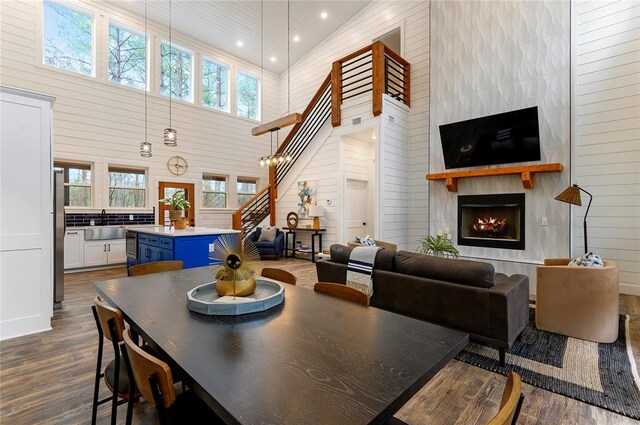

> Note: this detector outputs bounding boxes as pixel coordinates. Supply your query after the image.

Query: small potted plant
[417,235,459,258]
[160,191,191,229]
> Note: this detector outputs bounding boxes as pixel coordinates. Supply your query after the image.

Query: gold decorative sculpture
[209,234,260,297]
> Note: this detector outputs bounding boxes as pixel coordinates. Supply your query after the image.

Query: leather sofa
[316,244,530,365]
[246,227,285,258]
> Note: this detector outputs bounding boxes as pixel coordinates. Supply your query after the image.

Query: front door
[346,179,369,242]
[158,182,195,227]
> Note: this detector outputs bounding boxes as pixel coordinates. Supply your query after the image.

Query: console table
[283,227,325,263]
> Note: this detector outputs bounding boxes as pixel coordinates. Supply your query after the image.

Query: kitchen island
[126,226,239,269]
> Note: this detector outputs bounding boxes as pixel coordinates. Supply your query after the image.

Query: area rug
[455,305,640,420]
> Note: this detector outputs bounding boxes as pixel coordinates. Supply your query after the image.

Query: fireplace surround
[457,193,525,250]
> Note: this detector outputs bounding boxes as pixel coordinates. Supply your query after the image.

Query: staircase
[232,41,411,237]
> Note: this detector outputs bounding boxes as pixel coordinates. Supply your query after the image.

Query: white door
[64,230,84,269]
[107,240,126,264]
[346,179,369,243]
[0,88,55,340]
[83,242,107,267]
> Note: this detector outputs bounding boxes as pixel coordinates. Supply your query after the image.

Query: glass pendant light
[163,0,178,147]
[140,0,152,158]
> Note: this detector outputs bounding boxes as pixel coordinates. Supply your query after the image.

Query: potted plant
[417,235,459,258]
[160,191,191,229]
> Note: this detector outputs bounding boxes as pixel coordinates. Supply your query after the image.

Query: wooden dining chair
[314,282,369,305]
[121,326,223,425]
[91,296,137,425]
[488,372,524,425]
[260,268,297,285]
[128,260,184,277]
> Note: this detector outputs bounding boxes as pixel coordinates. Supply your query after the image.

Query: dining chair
[488,372,524,425]
[260,268,297,285]
[128,260,184,276]
[121,326,223,425]
[314,282,369,305]
[91,296,137,425]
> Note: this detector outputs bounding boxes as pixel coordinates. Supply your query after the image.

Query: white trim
[625,315,640,392]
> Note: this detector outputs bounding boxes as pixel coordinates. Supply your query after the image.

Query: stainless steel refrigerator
[53,171,64,308]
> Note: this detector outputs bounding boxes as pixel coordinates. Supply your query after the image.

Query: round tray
[187,278,285,316]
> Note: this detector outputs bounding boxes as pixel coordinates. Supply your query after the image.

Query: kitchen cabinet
[64,230,84,269]
[83,239,126,267]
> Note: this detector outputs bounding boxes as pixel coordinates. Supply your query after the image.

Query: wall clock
[167,156,188,176]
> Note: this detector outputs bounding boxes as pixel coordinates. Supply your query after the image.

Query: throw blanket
[347,246,382,297]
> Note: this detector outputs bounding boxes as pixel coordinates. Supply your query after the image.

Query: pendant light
[163,0,177,147]
[140,0,152,157]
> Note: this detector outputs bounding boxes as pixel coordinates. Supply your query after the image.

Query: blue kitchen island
[126,227,240,269]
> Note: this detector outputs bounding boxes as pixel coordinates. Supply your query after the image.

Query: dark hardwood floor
[0,260,638,424]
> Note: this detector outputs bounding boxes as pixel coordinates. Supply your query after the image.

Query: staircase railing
[232,42,410,236]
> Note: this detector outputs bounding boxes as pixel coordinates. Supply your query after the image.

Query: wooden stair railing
[232,42,411,236]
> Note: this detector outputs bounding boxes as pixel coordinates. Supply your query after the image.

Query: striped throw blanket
[346,246,382,297]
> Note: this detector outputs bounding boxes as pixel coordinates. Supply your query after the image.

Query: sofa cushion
[394,251,495,288]
[329,244,394,271]
[258,227,277,242]
[254,240,275,248]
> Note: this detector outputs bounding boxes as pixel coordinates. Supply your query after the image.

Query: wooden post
[268,184,276,227]
[232,210,242,230]
[331,61,342,127]
[371,42,385,117]
[403,62,411,108]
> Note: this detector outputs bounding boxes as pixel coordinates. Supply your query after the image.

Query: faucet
[100,209,106,226]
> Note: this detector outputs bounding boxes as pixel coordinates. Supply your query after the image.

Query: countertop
[126,226,240,238]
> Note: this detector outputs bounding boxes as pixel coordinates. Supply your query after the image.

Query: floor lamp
[554,184,593,254]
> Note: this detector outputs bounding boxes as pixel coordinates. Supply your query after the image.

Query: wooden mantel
[426,163,564,192]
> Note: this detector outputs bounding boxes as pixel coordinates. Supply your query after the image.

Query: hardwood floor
[0,259,638,424]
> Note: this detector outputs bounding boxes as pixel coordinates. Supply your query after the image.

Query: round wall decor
[287,212,299,228]
[167,156,188,175]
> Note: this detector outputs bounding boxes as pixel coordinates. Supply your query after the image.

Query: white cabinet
[107,240,126,264]
[64,230,84,269]
[83,239,127,267]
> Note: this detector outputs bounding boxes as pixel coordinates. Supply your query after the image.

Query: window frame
[42,0,96,77]
[160,40,194,103]
[53,160,93,208]
[201,57,230,113]
[236,70,261,121]
[236,176,258,207]
[202,174,228,209]
[107,165,148,209]
[107,19,149,92]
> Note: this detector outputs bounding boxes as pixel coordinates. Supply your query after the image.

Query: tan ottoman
[536,258,619,343]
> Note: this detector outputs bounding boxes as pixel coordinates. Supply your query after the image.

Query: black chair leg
[512,394,525,425]
[108,320,120,425]
[120,343,135,425]
[499,347,506,366]
[91,306,104,425]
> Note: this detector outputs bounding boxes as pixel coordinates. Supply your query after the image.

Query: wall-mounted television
[439,107,541,169]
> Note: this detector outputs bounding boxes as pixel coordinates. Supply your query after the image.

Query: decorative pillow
[355,235,376,246]
[569,251,604,267]
[258,227,277,242]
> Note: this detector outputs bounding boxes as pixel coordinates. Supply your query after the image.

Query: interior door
[346,179,369,243]
[158,182,195,227]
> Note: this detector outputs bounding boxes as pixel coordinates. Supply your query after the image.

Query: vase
[169,210,188,229]
[216,276,256,297]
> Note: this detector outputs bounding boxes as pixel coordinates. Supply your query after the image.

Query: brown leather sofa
[316,245,530,365]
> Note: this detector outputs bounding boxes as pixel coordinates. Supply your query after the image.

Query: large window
[161,42,192,101]
[202,174,227,208]
[108,22,146,90]
[53,161,92,207]
[202,59,228,112]
[108,167,146,208]
[237,72,259,120]
[43,1,93,76]
[237,177,257,207]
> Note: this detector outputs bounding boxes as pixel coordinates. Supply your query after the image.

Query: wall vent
[352,117,362,125]
[388,115,395,124]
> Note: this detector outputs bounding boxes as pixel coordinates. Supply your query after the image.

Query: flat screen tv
[439,107,541,169]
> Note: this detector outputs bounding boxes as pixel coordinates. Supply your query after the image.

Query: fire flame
[473,217,507,234]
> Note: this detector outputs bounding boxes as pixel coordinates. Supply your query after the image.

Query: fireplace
[457,193,525,250]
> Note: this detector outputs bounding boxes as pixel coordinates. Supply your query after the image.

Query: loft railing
[232,42,410,236]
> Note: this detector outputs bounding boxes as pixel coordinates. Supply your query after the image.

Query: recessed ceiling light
[236,40,244,47]
[320,11,328,19]
[372,133,376,140]
[270,56,277,62]
[293,35,300,42]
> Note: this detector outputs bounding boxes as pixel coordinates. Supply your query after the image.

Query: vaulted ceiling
[110,1,372,74]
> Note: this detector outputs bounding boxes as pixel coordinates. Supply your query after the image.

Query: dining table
[93,266,469,425]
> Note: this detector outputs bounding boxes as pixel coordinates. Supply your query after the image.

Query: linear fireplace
[457,193,525,250]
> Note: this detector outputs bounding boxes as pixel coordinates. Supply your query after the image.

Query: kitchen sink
[84,226,126,240]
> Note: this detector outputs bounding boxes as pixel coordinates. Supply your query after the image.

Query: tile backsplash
[66,212,155,227]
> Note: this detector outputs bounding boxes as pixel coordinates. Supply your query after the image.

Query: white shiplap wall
[0,0,281,227]
[279,0,430,246]
[574,1,640,295]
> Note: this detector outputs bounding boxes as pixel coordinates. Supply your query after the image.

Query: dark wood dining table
[94,266,468,425]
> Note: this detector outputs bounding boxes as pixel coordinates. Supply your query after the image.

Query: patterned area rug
[455,305,640,420]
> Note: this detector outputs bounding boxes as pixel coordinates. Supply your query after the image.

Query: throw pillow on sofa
[355,235,376,246]
[569,251,604,267]
[258,227,277,242]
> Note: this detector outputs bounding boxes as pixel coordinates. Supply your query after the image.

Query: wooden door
[158,182,195,227]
